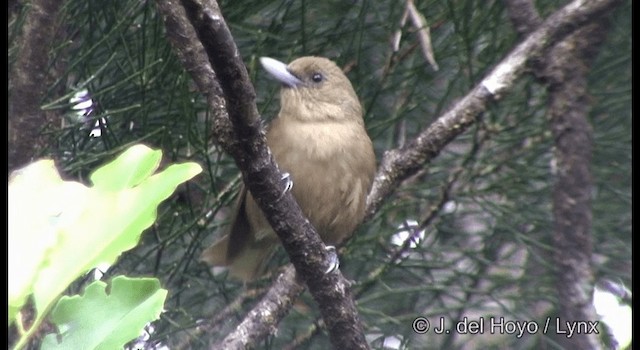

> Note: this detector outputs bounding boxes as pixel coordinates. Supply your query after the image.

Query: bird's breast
[266,119,375,244]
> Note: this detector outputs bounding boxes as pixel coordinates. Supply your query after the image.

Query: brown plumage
[199,56,376,281]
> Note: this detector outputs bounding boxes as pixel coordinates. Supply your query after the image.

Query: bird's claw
[280,172,293,194]
[324,245,340,274]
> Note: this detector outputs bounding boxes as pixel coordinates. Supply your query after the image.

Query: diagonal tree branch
[157,0,369,349]
[155,3,307,348]
[365,0,624,218]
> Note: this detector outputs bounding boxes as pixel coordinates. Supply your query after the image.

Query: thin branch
[406,0,439,70]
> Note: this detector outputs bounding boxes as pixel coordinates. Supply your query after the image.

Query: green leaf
[8,145,201,331]
[89,144,162,190]
[40,276,167,350]
[8,160,89,325]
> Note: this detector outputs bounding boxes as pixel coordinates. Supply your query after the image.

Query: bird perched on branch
[200,56,376,281]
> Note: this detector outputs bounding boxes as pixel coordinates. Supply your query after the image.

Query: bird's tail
[200,235,277,281]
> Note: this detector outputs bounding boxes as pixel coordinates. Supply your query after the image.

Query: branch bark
[157,0,369,349]
[8,0,65,172]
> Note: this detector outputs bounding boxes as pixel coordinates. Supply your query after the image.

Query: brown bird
[199,56,376,281]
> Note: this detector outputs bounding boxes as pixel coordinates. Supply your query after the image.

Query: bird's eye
[311,73,324,83]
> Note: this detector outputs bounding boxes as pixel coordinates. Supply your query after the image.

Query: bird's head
[259,56,363,124]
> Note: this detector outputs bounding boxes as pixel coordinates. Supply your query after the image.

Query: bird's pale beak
[259,57,303,88]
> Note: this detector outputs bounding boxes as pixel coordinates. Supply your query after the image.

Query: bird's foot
[280,172,293,194]
[324,245,340,274]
